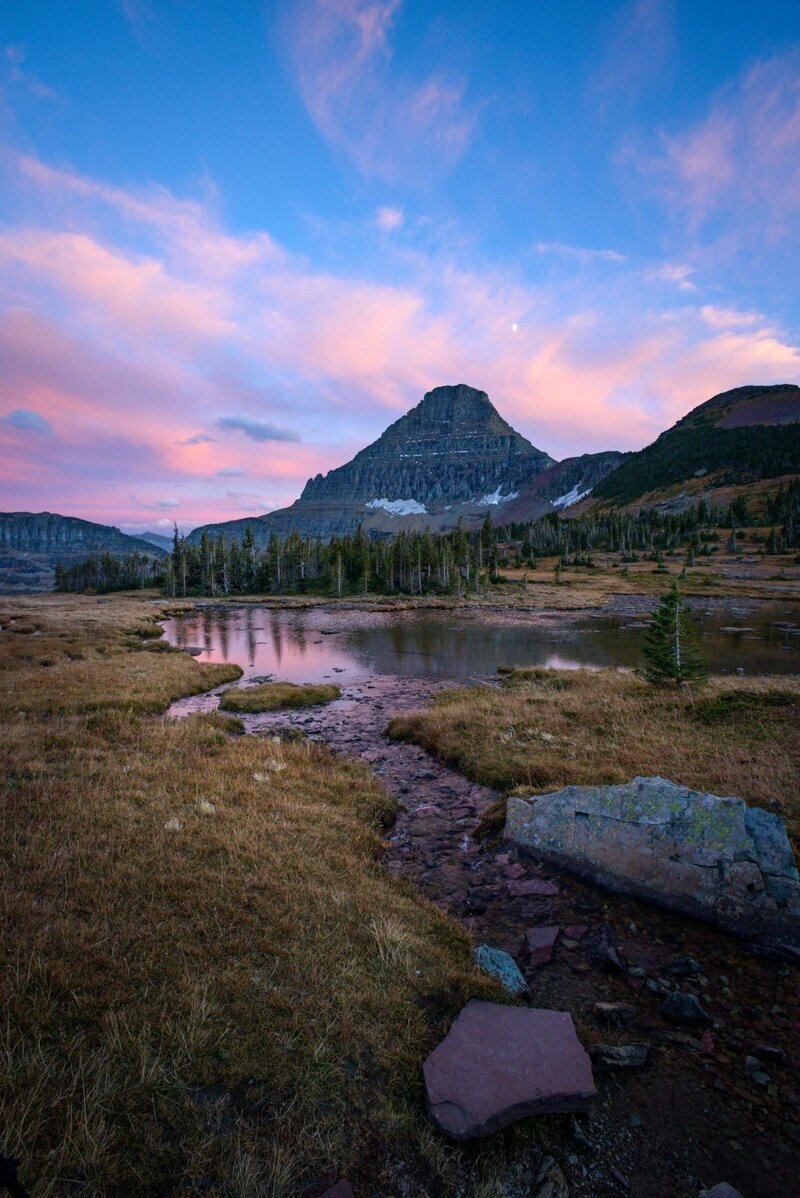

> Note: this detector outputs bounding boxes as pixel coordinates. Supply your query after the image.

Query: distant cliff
[0,512,165,594]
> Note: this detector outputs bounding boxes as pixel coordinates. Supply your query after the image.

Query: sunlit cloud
[376,205,404,231]
[1,149,798,527]
[634,50,800,244]
[279,0,478,183]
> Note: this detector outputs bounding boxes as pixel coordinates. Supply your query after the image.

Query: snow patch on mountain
[365,498,428,516]
[475,488,519,506]
[552,483,592,509]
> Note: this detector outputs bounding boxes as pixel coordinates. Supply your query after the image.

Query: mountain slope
[592,384,800,507]
[189,384,556,544]
[0,512,166,594]
[495,451,628,524]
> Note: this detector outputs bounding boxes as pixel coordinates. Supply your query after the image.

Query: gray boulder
[423,1000,595,1140]
[473,945,530,996]
[505,777,800,941]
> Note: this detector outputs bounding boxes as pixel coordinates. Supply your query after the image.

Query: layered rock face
[0,512,165,594]
[505,776,800,943]
[189,384,556,545]
[300,384,553,507]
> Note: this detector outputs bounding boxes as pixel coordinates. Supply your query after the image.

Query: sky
[1,1,800,533]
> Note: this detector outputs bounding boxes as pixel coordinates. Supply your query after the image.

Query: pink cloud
[279,0,478,182]
[640,50,800,241]
[2,152,799,528]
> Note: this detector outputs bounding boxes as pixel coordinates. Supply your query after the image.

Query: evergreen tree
[640,583,707,687]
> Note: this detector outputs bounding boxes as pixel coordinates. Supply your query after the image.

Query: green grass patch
[219,681,341,713]
[692,688,799,724]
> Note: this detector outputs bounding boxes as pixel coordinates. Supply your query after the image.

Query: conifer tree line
[55,480,800,597]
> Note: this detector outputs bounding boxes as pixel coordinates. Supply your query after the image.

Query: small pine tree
[640,582,707,688]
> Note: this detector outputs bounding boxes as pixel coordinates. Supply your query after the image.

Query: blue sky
[1,1,799,529]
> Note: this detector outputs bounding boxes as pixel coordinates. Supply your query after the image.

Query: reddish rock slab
[526,926,560,966]
[508,878,560,898]
[423,999,595,1140]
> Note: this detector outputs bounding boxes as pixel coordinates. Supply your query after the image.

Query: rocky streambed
[168,673,800,1198]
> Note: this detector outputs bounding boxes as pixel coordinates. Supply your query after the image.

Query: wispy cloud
[217,416,301,443]
[534,242,626,264]
[3,44,62,103]
[280,0,478,183]
[376,205,404,231]
[635,50,800,243]
[177,433,215,445]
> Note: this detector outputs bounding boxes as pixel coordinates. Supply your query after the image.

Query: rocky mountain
[0,512,166,594]
[134,531,174,551]
[189,384,557,544]
[591,384,800,509]
[495,451,628,524]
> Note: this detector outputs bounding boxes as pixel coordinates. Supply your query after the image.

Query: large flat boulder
[423,999,595,1140]
[505,777,800,942]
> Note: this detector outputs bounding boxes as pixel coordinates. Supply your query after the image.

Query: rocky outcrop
[0,512,166,594]
[505,776,800,942]
[423,1000,595,1139]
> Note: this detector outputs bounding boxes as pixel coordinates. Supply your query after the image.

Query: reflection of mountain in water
[161,606,800,683]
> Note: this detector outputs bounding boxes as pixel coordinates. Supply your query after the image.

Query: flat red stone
[423,999,595,1140]
[507,878,560,897]
[526,926,560,966]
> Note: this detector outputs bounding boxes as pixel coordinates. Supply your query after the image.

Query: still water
[161,600,800,683]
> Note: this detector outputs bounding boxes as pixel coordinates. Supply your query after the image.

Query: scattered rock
[423,1000,596,1140]
[587,1043,650,1068]
[533,1155,569,1198]
[508,878,560,897]
[752,1043,787,1064]
[526,926,560,966]
[665,955,702,977]
[473,945,529,996]
[593,1002,638,1027]
[590,922,628,974]
[661,992,713,1029]
[699,1186,744,1198]
[505,776,800,940]
[699,1030,715,1055]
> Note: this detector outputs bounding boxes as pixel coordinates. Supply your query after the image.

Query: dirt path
[169,675,800,1198]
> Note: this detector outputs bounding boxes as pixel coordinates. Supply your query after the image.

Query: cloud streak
[217,416,301,443]
[280,0,478,182]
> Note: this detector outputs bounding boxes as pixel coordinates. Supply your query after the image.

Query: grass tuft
[218,681,341,713]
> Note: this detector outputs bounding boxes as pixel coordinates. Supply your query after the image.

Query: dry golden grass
[0,594,516,1198]
[219,681,341,713]
[388,668,800,848]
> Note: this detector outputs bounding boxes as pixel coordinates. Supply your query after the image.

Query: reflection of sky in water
[160,604,800,683]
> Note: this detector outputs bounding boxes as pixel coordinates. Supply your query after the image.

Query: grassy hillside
[0,594,506,1198]
[593,419,800,505]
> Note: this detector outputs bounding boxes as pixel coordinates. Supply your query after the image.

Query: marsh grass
[218,681,341,713]
[388,668,800,847]
[0,594,507,1197]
